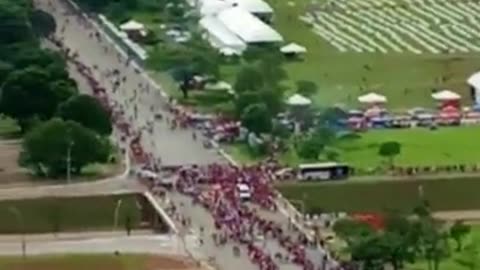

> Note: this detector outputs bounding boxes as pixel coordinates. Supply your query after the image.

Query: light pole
[113,199,123,230]
[66,140,74,184]
[9,207,26,259]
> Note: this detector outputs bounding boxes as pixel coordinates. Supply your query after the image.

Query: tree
[235,91,261,116]
[0,0,34,45]
[0,66,76,131]
[241,103,272,134]
[20,118,111,178]
[257,53,286,89]
[378,141,401,166]
[332,218,375,244]
[296,134,326,160]
[381,231,416,270]
[57,95,112,135]
[349,234,386,270]
[0,61,13,85]
[296,80,318,97]
[29,9,56,37]
[450,220,471,251]
[234,65,264,93]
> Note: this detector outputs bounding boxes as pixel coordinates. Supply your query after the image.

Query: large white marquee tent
[228,0,273,15]
[217,7,283,43]
[196,0,273,15]
[199,16,247,53]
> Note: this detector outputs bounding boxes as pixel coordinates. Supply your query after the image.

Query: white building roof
[199,16,247,52]
[228,0,273,14]
[431,90,461,101]
[199,0,232,16]
[217,7,283,43]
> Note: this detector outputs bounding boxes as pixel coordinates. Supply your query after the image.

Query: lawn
[227,125,480,170]
[0,194,143,234]
[277,177,480,213]
[0,254,193,270]
[337,126,480,169]
[0,116,20,139]
[269,0,480,109]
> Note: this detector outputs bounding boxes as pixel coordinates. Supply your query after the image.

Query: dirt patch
[0,140,33,185]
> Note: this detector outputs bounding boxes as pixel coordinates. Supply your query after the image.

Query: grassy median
[0,194,142,234]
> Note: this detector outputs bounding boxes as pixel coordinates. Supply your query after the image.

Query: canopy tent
[280,43,307,54]
[199,16,247,53]
[287,94,311,106]
[467,71,480,90]
[357,92,387,104]
[119,20,145,31]
[217,7,283,43]
[431,90,461,101]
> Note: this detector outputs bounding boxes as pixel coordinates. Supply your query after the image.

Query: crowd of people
[43,1,346,270]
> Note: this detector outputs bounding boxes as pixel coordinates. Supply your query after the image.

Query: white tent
[199,16,247,53]
[199,0,232,16]
[287,94,311,106]
[431,90,461,101]
[280,43,307,54]
[228,0,273,14]
[119,20,145,31]
[217,7,283,43]
[468,71,480,90]
[357,92,387,104]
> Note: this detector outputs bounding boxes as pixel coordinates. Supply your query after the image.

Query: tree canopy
[241,103,272,134]
[0,66,77,131]
[20,119,111,178]
[378,141,402,166]
[57,95,113,135]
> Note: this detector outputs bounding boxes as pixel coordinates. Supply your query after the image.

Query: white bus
[298,162,350,181]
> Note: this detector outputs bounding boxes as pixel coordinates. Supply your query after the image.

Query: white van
[236,183,251,201]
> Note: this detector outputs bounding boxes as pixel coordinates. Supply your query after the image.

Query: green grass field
[337,126,480,169]
[227,125,480,170]
[269,0,480,109]
[277,177,480,213]
[0,254,183,270]
[0,194,142,234]
[0,117,20,139]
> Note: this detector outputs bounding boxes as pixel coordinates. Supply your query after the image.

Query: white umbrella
[431,90,461,101]
[357,92,387,104]
[280,43,307,54]
[119,20,145,31]
[287,94,311,106]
